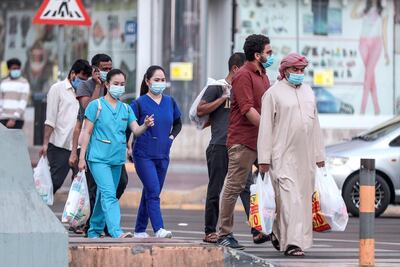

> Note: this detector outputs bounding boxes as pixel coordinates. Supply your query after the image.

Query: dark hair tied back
[140,65,166,96]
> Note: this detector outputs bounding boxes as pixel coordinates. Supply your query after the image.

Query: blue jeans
[87,162,123,238]
[134,157,169,233]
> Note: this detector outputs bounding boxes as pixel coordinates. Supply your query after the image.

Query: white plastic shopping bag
[62,171,90,228]
[249,173,276,235]
[312,167,349,232]
[33,156,54,205]
[189,78,231,129]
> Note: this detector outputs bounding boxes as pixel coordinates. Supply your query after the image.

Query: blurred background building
[0,0,399,158]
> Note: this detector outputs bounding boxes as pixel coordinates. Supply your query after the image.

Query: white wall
[136,0,164,97]
[206,0,232,81]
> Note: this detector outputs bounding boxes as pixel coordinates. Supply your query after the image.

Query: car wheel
[342,173,391,217]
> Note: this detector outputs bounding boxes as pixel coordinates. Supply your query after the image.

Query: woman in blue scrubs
[78,69,154,238]
[130,65,182,238]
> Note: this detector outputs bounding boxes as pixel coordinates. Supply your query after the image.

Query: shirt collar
[64,78,73,90]
[244,61,266,75]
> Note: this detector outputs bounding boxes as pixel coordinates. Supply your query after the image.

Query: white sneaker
[155,228,172,238]
[134,232,149,238]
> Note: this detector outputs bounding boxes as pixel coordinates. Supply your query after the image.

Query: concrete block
[0,124,68,267]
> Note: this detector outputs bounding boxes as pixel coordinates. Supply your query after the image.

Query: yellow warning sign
[313,69,334,87]
[170,62,193,81]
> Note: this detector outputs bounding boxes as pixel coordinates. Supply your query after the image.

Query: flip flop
[270,232,280,251]
[203,232,218,243]
[284,245,305,257]
[253,233,270,244]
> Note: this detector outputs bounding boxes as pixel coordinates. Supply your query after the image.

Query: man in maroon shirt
[217,34,273,249]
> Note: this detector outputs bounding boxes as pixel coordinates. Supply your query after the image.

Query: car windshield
[354,116,400,141]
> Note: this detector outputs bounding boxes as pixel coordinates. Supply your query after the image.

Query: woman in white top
[351,0,389,115]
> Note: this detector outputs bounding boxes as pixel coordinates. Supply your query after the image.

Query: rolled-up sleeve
[232,72,254,115]
[44,85,59,128]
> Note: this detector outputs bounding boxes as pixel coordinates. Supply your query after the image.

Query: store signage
[170,62,193,81]
[33,0,91,26]
[313,69,334,87]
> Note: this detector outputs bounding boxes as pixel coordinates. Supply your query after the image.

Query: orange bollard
[359,159,375,267]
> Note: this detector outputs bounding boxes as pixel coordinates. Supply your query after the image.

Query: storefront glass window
[234,0,396,116]
[0,0,137,99]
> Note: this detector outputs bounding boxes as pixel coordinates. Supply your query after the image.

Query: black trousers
[47,143,78,194]
[0,119,24,129]
[204,144,258,236]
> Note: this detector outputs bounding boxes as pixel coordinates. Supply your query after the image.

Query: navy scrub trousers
[131,94,181,233]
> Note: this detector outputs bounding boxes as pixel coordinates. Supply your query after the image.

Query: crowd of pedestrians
[0,33,325,256]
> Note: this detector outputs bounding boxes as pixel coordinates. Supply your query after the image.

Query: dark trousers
[0,119,24,129]
[47,143,78,194]
[204,144,258,235]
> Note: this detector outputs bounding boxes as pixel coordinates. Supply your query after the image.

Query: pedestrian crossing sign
[33,0,91,26]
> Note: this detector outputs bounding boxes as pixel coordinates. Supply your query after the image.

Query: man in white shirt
[39,59,92,193]
[0,58,30,129]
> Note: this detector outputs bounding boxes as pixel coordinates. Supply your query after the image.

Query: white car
[326,116,400,217]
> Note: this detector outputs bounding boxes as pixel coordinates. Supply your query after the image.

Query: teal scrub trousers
[87,161,123,238]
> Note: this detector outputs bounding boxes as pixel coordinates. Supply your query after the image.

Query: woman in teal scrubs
[78,69,154,238]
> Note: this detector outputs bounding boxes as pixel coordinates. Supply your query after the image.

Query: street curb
[68,238,274,267]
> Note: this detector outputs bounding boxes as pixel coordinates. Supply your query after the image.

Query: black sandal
[253,233,270,244]
[284,245,305,257]
[270,232,280,251]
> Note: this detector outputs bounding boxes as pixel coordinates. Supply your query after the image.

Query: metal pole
[359,158,375,267]
[57,25,65,80]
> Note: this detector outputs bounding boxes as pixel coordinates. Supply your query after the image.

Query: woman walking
[130,65,182,238]
[79,69,154,238]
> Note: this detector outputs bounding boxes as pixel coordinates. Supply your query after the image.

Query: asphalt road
[52,202,400,267]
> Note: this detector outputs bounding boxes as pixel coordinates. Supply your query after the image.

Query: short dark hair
[106,69,126,82]
[228,52,246,71]
[243,34,270,61]
[7,58,21,69]
[140,65,166,96]
[68,59,92,79]
[91,53,112,67]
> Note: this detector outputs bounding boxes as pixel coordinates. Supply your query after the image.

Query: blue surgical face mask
[10,69,22,79]
[100,71,108,82]
[71,77,83,90]
[287,73,304,85]
[261,55,274,69]
[149,82,167,95]
[108,85,125,99]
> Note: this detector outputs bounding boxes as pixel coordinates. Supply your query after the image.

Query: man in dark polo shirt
[217,34,273,249]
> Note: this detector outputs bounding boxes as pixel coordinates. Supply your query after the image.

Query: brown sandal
[253,233,270,244]
[203,232,218,243]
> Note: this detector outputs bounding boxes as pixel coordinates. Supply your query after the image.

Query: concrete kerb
[68,237,273,267]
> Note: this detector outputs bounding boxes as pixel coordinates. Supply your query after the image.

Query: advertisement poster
[88,2,137,93]
[4,10,58,93]
[234,0,297,82]
[299,0,394,116]
[234,0,396,116]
